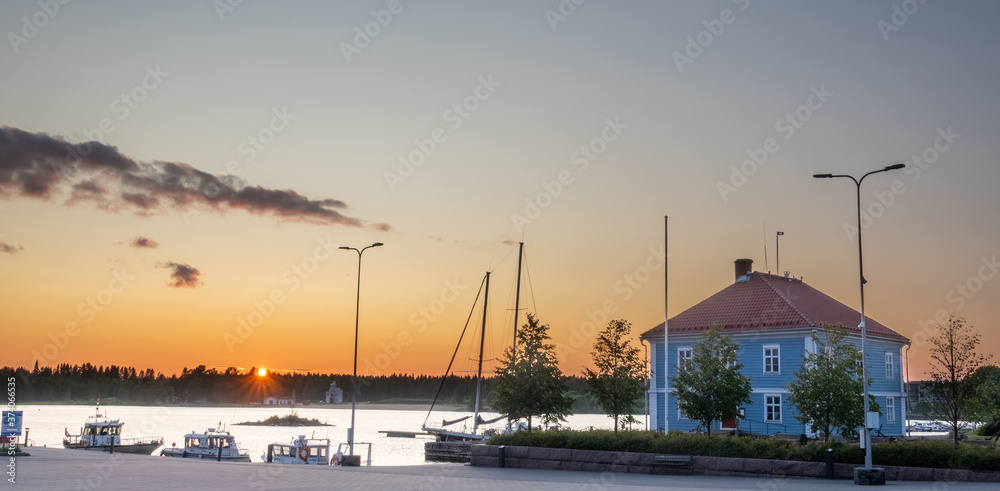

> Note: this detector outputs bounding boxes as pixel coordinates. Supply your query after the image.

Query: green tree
[671,324,752,435]
[969,365,1000,431]
[493,313,574,431]
[787,324,876,442]
[584,319,648,432]
[926,315,992,445]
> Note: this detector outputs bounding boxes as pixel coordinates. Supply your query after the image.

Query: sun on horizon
[257,367,267,377]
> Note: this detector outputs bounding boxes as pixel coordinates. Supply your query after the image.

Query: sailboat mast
[512,242,523,354]
[473,271,490,434]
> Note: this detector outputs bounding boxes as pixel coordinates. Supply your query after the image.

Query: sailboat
[422,243,525,461]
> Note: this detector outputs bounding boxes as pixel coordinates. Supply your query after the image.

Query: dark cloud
[0,242,24,254]
[158,261,202,288]
[129,236,159,248]
[0,126,389,229]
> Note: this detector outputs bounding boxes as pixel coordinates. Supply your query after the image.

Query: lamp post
[339,242,383,458]
[813,163,903,473]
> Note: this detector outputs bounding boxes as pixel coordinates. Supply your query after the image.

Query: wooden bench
[651,454,693,475]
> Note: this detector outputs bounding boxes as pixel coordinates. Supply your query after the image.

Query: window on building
[765,395,781,422]
[678,400,688,420]
[885,352,894,379]
[678,348,693,371]
[764,345,780,374]
[887,397,895,423]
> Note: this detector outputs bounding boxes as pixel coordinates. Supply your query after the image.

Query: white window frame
[678,347,693,371]
[887,397,895,423]
[678,400,688,420]
[765,394,782,422]
[885,352,894,379]
[763,345,780,374]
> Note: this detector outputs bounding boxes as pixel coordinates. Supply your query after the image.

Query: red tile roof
[640,272,907,342]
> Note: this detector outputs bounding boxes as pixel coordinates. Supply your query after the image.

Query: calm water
[17,405,639,465]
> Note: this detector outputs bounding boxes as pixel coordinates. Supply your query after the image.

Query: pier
[6,446,991,490]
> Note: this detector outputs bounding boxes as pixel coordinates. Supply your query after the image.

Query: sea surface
[15,405,641,465]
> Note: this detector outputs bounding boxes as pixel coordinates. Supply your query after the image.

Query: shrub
[486,430,1000,471]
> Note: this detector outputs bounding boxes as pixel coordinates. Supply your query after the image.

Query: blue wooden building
[640,258,910,436]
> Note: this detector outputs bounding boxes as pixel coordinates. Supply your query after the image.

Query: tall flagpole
[663,215,668,433]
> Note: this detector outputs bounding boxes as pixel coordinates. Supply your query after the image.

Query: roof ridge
[756,273,811,326]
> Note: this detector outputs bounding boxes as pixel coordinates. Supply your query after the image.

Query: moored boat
[63,405,164,454]
[160,426,251,462]
[263,435,331,465]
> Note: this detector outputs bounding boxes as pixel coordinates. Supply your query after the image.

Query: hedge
[485,430,1000,471]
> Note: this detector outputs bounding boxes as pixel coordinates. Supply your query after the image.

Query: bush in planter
[487,430,1000,471]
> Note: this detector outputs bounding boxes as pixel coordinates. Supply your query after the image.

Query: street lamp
[813,163,903,474]
[339,242,383,458]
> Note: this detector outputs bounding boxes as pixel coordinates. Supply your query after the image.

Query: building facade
[641,259,910,437]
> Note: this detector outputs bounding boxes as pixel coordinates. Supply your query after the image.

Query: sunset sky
[2,1,998,382]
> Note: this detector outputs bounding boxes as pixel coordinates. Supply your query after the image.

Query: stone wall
[470,445,1000,482]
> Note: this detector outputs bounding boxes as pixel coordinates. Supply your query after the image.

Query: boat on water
[160,426,251,462]
[422,243,527,461]
[63,405,164,454]
[263,435,331,465]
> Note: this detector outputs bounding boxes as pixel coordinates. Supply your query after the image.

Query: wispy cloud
[158,261,202,288]
[0,241,24,254]
[129,236,159,248]
[0,126,390,229]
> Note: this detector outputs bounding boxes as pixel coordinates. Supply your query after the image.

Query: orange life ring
[298,446,310,461]
[330,452,342,466]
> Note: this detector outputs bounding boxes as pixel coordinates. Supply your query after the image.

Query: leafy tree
[787,324,877,442]
[493,313,574,431]
[926,315,992,444]
[584,319,649,432]
[968,365,1000,432]
[671,324,752,435]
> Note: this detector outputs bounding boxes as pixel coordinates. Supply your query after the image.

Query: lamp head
[371,242,384,247]
[338,246,350,250]
[812,173,833,178]
[884,163,905,171]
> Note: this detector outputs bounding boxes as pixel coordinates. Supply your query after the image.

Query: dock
[377,430,433,438]
[6,446,978,490]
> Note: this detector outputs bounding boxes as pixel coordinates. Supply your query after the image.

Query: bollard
[498,445,505,468]
[825,448,833,479]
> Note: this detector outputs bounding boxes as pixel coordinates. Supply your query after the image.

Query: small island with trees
[235,413,333,427]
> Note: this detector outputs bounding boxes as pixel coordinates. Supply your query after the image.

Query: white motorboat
[160,426,251,462]
[262,435,331,465]
[63,405,164,454]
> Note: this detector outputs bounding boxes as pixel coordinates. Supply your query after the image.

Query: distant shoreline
[13,401,465,411]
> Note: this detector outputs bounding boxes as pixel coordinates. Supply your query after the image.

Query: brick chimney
[734,258,753,282]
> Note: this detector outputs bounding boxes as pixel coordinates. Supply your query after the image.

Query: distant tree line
[0,362,609,413]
